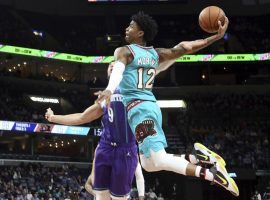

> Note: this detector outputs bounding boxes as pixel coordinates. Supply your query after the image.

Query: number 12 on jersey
[137,67,156,89]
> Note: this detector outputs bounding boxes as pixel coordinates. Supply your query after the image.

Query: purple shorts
[93,141,138,197]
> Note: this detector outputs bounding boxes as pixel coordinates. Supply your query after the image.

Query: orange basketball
[199,6,226,33]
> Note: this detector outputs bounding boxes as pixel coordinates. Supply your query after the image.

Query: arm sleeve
[106,61,125,93]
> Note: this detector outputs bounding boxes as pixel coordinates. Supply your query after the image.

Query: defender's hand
[45,108,54,122]
[94,90,112,106]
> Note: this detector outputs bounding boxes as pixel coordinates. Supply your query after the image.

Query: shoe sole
[194,143,226,167]
[229,177,239,197]
[216,163,239,197]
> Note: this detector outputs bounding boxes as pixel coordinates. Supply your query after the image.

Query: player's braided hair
[131,11,158,42]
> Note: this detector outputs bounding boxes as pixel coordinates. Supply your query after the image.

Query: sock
[195,166,214,182]
[184,154,198,164]
[135,163,145,197]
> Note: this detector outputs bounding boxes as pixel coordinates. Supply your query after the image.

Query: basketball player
[96,11,239,196]
[45,63,144,200]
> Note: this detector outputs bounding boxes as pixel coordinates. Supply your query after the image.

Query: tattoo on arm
[157,45,188,62]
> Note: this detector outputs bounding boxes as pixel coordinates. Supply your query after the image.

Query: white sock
[135,163,145,197]
[195,166,214,182]
[181,154,198,164]
[195,166,202,177]
[189,155,198,164]
[205,169,214,181]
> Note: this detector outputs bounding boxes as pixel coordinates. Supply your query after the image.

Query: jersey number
[108,107,114,122]
[137,68,155,89]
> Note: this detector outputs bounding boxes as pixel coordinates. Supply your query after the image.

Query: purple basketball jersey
[100,89,136,145]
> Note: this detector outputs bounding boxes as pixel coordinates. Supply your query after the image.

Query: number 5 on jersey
[137,68,156,89]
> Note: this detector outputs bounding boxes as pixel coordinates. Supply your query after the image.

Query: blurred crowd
[0,163,90,200]
[168,93,270,169]
[0,163,180,200]
[0,81,92,124]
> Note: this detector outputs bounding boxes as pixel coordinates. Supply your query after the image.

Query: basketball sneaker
[194,142,226,167]
[210,163,239,196]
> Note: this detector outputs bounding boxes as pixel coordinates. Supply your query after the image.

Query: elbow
[155,69,161,76]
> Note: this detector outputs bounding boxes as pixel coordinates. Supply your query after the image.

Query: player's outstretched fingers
[94,91,102,96]
[94,90,104,103]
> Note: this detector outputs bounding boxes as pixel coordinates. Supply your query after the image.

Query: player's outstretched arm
[156,17,229,64]
[45,103,103,125]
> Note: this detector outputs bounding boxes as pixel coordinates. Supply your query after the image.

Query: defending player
[45,63,144,200]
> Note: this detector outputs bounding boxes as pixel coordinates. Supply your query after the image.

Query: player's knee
[85,182,93,194]
[152,159,167,169]
[140,161,154,172]
[140,161,150,172]
[85,176,94,194]
[143,166,153,172]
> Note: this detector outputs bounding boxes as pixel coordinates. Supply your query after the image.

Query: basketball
[199,6,226,33]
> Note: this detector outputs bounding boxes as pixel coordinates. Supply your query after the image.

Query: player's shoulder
[114,46,131,55]
[114,46,134,64]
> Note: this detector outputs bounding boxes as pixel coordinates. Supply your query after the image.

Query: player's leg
[110,144,138,200]
[139,153,161,172]
[93,144,113,198]
[149,148,214,180]
[85,174,94,196]
[129,101,215,177]
[140,147,235,195]
[148,148,238,196]
[128,101,238,196]
[95,190,111,200]
[134,159,145,199]
[85,146,98,196]
[140,147,213,182]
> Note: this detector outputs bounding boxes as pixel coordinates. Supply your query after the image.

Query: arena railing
[0,44,269,63]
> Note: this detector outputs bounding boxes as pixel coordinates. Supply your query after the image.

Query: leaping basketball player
[96,11,239,196]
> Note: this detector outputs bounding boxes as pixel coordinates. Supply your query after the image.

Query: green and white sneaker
[210,163,239,197]
[194,142,226,167]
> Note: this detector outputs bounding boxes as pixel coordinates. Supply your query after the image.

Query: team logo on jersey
[135,119,157,143]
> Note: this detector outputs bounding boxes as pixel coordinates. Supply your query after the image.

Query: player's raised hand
[216,16,229,39]
[94,90,112,106]
[45,108,54,122]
